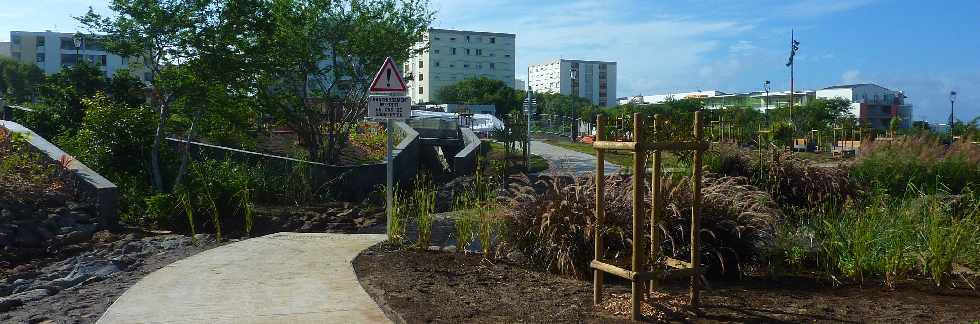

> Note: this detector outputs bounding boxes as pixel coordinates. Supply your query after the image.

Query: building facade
[528,59,617,107]
[405,28,516,104]
[1,31,150,81]
[619,90,815,111]
[815,83,912,129]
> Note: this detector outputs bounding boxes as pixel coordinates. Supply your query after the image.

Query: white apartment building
[1,31,149,81]
[405,28,516,104]
[528,59,617,107]
[815,83,912,129]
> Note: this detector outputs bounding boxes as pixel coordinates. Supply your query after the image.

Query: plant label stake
[368,57,409,240]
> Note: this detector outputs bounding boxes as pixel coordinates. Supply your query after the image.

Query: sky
[2,0,978,123]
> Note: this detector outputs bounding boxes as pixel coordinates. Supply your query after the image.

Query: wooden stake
[650,114,662,295]
[689,111,703,306]
[594,115,606,306]
[631,113,645,321]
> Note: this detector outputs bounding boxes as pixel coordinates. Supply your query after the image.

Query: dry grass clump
[708,143,856,208]
[661,174,782,277]
[503,170,782,279]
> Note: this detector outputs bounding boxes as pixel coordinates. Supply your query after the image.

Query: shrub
[504,171,782,279]
[853,136,980,195]
[412,173,437,248]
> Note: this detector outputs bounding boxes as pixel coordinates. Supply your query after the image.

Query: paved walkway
[98,233,389,324]
[530,140,621,174]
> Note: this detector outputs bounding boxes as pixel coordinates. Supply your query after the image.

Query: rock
[13,228,43,248]
[7,288,53,303]
[58,230,94,246]
[0,297,23,312]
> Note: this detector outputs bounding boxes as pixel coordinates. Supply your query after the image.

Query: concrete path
[530,140,621,174]
[98,233,389,324]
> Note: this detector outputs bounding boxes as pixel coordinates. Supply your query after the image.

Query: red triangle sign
[369,57,408,93]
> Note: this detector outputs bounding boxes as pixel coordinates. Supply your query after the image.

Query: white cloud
[842,70,862,83]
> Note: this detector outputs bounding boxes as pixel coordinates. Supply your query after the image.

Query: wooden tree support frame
[592,112,707,321]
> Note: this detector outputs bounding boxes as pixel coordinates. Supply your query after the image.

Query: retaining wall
[1,121,119,225]
[452,127,483,175]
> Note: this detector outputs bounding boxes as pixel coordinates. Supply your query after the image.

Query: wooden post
[631,113,646,320]
[594,115,606,306]
[689,111,703,306]
[650,114,662,295]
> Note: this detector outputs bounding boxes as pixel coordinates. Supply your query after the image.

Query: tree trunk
[150,97,171,192]
[172,108,202,190]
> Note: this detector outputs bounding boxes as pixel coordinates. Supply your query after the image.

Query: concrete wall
[452,127,482,175]
[1,121,119,225]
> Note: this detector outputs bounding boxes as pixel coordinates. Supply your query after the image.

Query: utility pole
[523,86,535,170]
[949,90,957,139]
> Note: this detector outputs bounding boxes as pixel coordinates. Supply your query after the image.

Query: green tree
[0,57,44,103]
[436,76,520,117]
[254,0,434,163]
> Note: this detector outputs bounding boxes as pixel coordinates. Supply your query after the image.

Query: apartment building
[815,83,912,129]
[1,31,149,81]
[405,28,516,104]
[528,59,617,107]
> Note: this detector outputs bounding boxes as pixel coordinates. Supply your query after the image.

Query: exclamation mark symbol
[386,70,392,88]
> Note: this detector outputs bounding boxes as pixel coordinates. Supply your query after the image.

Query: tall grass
[413,173,437,248]
[814,186,980,288]
[853,135,979,195]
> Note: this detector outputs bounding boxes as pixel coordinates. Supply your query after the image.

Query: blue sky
[2,0,978,122]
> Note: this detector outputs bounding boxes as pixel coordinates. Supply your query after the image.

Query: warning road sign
[369,57,408,93]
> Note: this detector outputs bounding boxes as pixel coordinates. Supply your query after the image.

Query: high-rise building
[405,28,516,104]
[1,31,149,81]
[527,59,617,107]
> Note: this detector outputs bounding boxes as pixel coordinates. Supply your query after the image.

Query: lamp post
[764,80,771,123]
[949,90,957,138]
[72,35,82,66]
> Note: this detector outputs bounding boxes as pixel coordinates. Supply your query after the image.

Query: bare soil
[354,244,980,323]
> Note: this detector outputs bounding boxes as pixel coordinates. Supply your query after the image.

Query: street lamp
[949,90,957,137]
[72,34,82,65]
[764,80,771,123]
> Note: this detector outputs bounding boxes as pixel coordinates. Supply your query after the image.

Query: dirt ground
[354,244,980,323]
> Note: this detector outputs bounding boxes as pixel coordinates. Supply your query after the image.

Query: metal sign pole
[386,117,394,239]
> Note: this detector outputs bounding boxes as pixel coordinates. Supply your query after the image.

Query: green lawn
[487,142,549,173]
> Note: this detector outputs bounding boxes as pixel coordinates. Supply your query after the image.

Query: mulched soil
[354,244,980,323]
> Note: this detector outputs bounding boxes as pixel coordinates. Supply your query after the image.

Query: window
[435,61,440,67]
[489,53,495,57]
[36,36,45,47]
[490,37,495,44]
[476,49,482,56]
[419,86,424,94]
[452,48,456,55]
[463,64,469,68]
[418,61,423,68]
[490,63,495,70]
[504,54,511,58]
[449,64,454,68]
[476,64,482,70]
[434,49,440,54]
[466,35,470,42]
[465,48,470,55]
[36,53,44,63]
[450,37,456,41]
[419,73,423,81]
[60,38,76,50]
[11,35,21,44]
[434,37,441,40]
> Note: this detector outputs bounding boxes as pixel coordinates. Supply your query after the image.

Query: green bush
[852,136,979,195]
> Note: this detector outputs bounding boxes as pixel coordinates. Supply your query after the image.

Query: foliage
[812,188,979,288]
[412,173,437,248]
[852,135,980,195]
[0,125,75,204]
[254,0,434,163]
[0,56,44,102]
[436,76,521,117]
